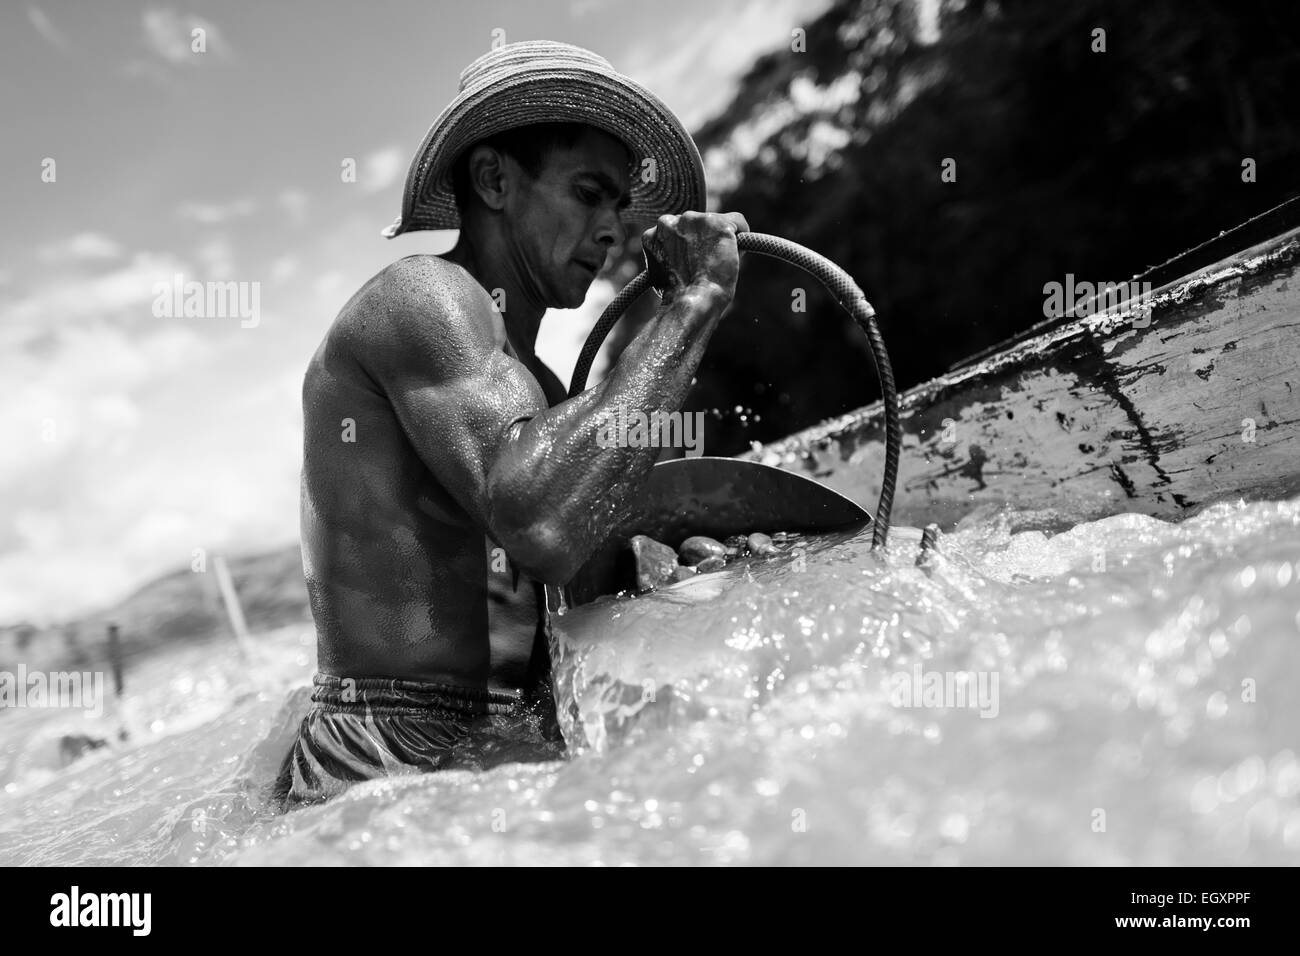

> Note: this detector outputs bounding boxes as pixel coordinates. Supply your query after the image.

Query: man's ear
[465,145,510,213]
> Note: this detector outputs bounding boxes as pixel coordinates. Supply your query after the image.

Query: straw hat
[382,40,707,238]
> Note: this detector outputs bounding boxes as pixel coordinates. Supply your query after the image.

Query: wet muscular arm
[367,256,730,585]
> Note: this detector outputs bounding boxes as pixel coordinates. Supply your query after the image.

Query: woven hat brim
[383,70,706,237]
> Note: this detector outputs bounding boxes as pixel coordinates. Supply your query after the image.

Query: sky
[0,0,834,623]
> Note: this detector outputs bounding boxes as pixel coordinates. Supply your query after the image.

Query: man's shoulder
[337,255,501,364]
[376,254,492,319]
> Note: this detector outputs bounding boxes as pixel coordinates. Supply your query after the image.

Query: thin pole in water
[106,623,124,697]
[213,555,253,663]
[106,622,128,741]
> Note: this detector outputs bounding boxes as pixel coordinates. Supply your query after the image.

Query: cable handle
[567,232,901,550]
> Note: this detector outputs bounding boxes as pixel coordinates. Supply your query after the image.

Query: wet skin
[300,127,745,691]
[300,293,567,689]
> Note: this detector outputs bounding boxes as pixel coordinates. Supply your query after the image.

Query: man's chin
[554,283,592,310]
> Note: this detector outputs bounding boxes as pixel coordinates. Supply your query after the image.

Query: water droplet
[1282,810,1300,849]
[1245,798,1279,838]
[940,813,969,843]
[1235,756,1266,794]
[1206,692,1228,719]
[892,813,917,838]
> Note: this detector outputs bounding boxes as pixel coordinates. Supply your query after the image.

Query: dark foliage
[641,0,1300,453]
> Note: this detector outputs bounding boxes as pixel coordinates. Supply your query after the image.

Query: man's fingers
[723,212,750,235]
[652,210,748,238]
[641,228,671,294]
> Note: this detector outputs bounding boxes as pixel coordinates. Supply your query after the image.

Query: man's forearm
[491,280,730,579]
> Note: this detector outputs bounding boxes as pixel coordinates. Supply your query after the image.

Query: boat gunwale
[743,215,1300,463]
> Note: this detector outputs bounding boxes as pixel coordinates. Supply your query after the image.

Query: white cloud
[0,311,300,622]
[142,7,227,65]
[277,189,308,225]
[314,271,347,299]
[194,235,236,280]
[0,226,363,623]
[1,321,205,485]
[36,232,124,264]
[27,6,70,52]
[362,146,407,194]
[2,251,192,339]
[0,247,203,490]
[0,419,302,623]
[270,256,300,282]
[230,366,304,413]
[176,198,257,224]
[88,392,142,432]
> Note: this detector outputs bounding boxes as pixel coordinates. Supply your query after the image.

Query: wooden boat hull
[742,208,1300,529]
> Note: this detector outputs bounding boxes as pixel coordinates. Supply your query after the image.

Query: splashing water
[2,497,1299,865]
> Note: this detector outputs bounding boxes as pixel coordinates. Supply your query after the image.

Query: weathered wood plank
[743,226,1300,528]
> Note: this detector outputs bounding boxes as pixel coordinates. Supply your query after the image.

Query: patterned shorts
[274,673,527,807]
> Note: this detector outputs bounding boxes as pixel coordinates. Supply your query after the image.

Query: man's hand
[641,211,749,302]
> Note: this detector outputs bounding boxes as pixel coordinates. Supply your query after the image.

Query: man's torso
[299,257,568,691]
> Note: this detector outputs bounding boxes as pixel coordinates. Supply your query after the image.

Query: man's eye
[577,187,600,204]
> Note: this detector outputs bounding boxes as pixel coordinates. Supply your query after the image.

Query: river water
[2,496,1298,865]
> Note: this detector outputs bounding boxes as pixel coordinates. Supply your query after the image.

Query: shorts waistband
[310,673,523,719]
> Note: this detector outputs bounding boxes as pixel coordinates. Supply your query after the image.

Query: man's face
[501,127,632,309]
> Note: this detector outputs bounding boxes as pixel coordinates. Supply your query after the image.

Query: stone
[678,535,727,566]
[747,532,776,555]
[629,534,679,591]
[671,564,697,583]
[695,556,726,573]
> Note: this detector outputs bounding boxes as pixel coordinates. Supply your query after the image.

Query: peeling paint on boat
[743,226,1300,528]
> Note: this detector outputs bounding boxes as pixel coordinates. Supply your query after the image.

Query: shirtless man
[277,41,746,804]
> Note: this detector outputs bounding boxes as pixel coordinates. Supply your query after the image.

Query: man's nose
[596,208,627,248]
